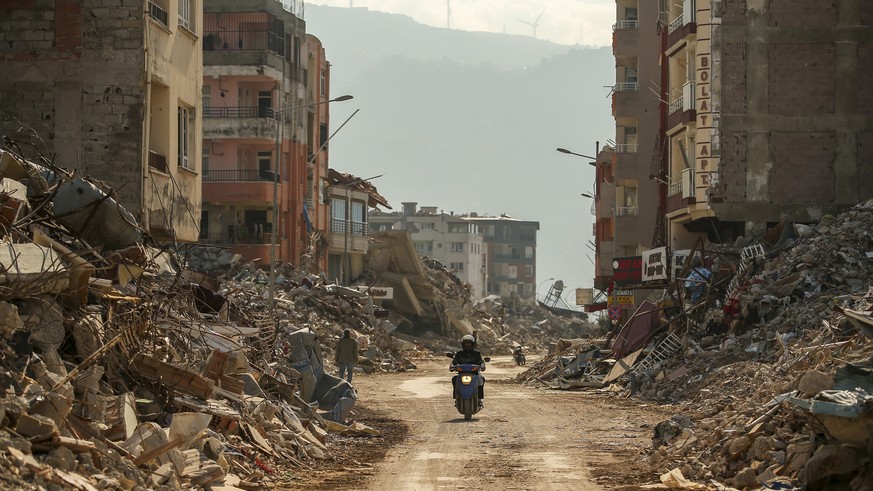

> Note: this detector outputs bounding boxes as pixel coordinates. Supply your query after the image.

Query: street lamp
[339,174,383,286]
[269,95,354,305]
[581,192,595,199]
[556,147,597,164]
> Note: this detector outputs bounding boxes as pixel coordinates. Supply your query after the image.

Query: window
[177,106,193,169]
[625,66,638,84]
[178,0,191,31]
[320,69,327,97]
[258,91,273,118]
[331,198,346,220]
[520,226,536,241]
[351,201,366,235]
[625,7,639,21]
[419,222,435,230]
[523,283,533,295]
[450,242,464,253]
[320,123,328,148]
[502,226,511,240]
[202,153,209,177]
[525,246,534,258]
[414,241,434,255]
[450,262,465,272]
[625,127,638,146]
[508,265,518,278]
[202,84,210,111]
[448,222,466,233]
[525,265,533,276]
[484,225,495,237]
[257,151,273,180]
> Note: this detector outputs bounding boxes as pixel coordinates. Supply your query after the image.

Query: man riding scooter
[451,335,486,408]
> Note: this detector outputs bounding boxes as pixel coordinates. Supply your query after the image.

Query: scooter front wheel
[463,398,473,420]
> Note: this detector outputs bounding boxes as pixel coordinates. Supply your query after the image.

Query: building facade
[0,0,203,242]
[463,215,539,299]
[199,0,331,266]
[369,203,487,297]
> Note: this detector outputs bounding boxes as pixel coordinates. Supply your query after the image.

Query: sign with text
[354,286,394,300]
[612,256,642,286]
[642,247,669,282]
[608,289,635,309]
[576,288,594,306]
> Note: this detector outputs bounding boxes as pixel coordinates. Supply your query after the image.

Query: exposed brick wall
[862,2,873,26]
[768,43,835,116]
[0,0,145,213]
[719,131,747,202]
[860,132,873,200]
[859,44,873,114]
[769,0,837,28]
[719,0,746,27]
[720,42,746,115]
[769,132,835,204]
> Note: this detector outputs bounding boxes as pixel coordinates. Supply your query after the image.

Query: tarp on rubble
[610,300,659,359]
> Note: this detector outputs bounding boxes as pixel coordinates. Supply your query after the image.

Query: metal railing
[203,169,275,182]
[669,81,695,115]
[203,12,286,56]
[613,20,639,30]
[148,1,169,29]
[203,106,276,119]
[669,180,683,196]
[668,14,684,34]
[614,82,639,92]
[330,219,368,236]
[669,96,684,114]
[148,150,168,173]
[615,206,639,217]
[615,144,638,153]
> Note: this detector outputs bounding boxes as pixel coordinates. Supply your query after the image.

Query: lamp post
[269,95,354,306]
[339,174,383,285]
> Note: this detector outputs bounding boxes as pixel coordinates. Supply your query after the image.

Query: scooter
[513,348,526,366]
[446,353,491,420]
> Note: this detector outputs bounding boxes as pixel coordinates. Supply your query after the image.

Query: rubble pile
[0,147,383,490]
[637,201,873,489]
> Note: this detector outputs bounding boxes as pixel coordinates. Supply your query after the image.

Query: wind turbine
[516,9,545,39]
[446,0,453,29]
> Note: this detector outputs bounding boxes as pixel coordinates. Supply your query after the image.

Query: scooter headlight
[461,375,473,385]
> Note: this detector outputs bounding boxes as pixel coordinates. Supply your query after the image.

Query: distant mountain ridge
[304,4,615,292]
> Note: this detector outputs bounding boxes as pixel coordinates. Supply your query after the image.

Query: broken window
[177,106,194,170]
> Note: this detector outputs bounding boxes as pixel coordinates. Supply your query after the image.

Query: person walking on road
[335,329,359,383]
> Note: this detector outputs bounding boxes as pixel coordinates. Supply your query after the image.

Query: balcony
[666,5,697,52]
[147,150,168,173]
[615,144,638,153]
[329,219,368,253]
[203,171,280,204]
[203,115,278,141]
[668,81,696,129]
[148,1,169,30]
[614,82,639,92]
[666,168,696,215]
[204,107,276,119]
[613,20,639,30]
[615,206,639,217]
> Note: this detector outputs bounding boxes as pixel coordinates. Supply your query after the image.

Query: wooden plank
[133,354,215,400]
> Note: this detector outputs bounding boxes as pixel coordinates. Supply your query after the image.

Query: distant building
[463,214,539,299]
[199,0,331,265]
[327,170,390,283]
[370,203,486,297]
[0,0,203,241]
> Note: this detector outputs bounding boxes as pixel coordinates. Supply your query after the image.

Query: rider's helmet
[461,334,476,349]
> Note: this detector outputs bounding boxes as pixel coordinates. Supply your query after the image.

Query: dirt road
[348,356,670,491]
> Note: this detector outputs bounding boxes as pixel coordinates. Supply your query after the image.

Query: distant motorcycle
[446,353,490,420]
[513,348,526,366]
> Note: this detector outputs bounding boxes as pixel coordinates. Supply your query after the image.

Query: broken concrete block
[45,444,77,471]
[29,391,72,427]
[16,413,57,439]
[103,392,138,442]
[797,370,834,397]
[0,242,69,294]
[0,301,23,338]
[732,467,757,489]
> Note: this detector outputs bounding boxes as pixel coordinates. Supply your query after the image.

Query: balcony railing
[615,144,638,153]
[669,81,695,115]
[612,20,639,30]
[148,1,169,29]
[203,12,286,56]
[669,97,684,115]
[303,197,315,209]
[614,82,639,92]
[148,150,168,173]
[203,169,276,182]
[330,219,368,237]
[203,107,276,119]
[615,206,639,217]
[668,14,684,34]
[669,180,683,196]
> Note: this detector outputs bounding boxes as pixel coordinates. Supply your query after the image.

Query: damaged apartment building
[199,0,337,266]
[658,0,873,250]
[0,0,203,242]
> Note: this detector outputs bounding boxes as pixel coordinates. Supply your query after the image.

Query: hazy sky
[307,0,615,46]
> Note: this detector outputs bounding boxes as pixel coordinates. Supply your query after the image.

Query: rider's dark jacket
[452,348,485,368]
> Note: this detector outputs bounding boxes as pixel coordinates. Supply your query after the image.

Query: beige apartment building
[0,0,203,242]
